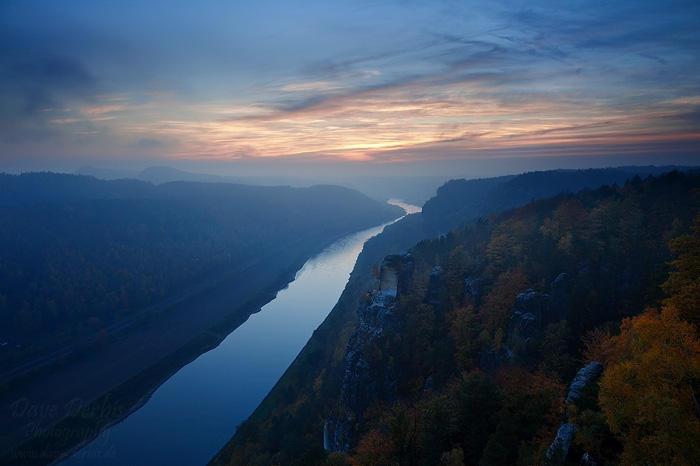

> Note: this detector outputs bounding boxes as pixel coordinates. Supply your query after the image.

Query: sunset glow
[1,1,699,169]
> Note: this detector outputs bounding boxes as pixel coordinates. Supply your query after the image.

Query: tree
[539,321,575,382]
[354,404,419,466]
[480,369,562,465]
[450,305,479,370]
[480,268,529,337]
[662,214,700,329]
[580,327,616,366]
[452,372,502,464]
[599,306,700,465]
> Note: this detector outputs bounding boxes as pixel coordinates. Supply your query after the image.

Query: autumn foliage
[598,306,700,465]
[219,173,700,466]
[662,215,700,329]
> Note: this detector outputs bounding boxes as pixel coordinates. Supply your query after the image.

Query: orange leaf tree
[599,306,700,465]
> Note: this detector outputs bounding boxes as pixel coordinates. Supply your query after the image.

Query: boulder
[546,362,604,463]
[566,361,603,404]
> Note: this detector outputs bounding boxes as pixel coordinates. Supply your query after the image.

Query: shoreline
[208,204,418,465]
[2,215,403,466]
[51,260,307,465]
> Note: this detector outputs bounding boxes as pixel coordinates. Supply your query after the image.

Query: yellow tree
[599,306,700,465]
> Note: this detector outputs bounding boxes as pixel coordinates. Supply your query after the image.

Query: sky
[1,0,699,175]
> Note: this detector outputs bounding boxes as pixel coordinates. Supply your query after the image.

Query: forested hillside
[216,171,700,465]
[0,173,401,374]
[355,166,693,283]
[420,166,689,235]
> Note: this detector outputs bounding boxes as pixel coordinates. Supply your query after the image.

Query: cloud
[1,0,699,165]
[80,104,127,116]
[0,53,99,143]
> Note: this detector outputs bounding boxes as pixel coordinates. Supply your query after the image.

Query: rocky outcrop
[509,289,545,343]
[378,254,415,298]
[548,423,578,463]
[566,361,603,404]
[476,273,573,371]
[546,362,604,463]
[507,273,573,347]
[324,254,414,452]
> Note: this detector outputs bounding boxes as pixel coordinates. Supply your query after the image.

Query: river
[61,200,420,465]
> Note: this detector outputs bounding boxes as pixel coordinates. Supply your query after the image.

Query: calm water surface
[62,200,420,465]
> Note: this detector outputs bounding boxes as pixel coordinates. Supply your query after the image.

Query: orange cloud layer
[56,78,700,162]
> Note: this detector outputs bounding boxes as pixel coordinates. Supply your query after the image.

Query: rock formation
[546,361,604,463]
[506,273,573,354]
[477,273,573,372]
[566,361,603,404]
[324,254,414,452]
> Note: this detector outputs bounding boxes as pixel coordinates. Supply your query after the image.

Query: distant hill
[75,165,451,205]
[354,166,697,282]
[74,166,140,180]
[421,166,698,235]
[0,173,402,363]
[76,165,296,185]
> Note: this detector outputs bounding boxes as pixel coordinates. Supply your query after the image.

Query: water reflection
[63,201,420,465]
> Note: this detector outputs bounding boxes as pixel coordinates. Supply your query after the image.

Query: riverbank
[0,218,399,465]
[210,202,422,465]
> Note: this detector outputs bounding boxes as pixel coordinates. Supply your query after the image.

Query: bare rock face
[546,362,604,463]
[548,423,578,464]
[514,289,550,318]
[324,254,414,452]
[379,254,414,298]
[323,419,350,453]
[506,289,548,347]
[566,361,603,404]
